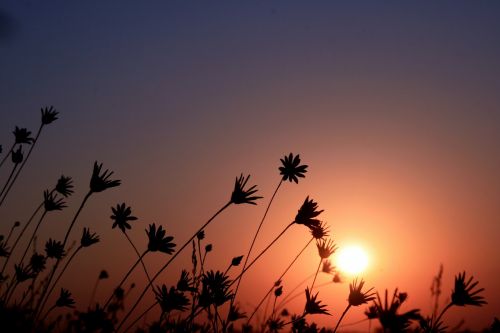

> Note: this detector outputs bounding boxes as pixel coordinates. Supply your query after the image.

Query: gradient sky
[1,1,500,331]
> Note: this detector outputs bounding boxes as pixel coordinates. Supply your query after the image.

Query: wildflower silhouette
[176,270,196,292]
[111,203,138,232]
[146,223,176,254]
[55,175,74,197]
[0,126,32,170]
[44,239,65,259]
[41,106,59,125]
[333,278,375,333]
[89,270,109,307]
[304,287,330,315]
[117,174,261,331]
[0,145,23,201]
[368,289,421,332]
[29,252,46,275]
[155,285,190,313]
[311,238,337,291]
[310,221,329,240]
[55,288,75,308]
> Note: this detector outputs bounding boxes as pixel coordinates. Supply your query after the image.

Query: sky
[1,1,500,331]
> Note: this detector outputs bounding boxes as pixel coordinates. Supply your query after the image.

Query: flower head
[177,270,196,292]
[45,238,65,259]
[99,270,109,280]
[11,145,23,164]
[13,126,34,144]
[0,240,10,257]
[55,175,74,197]
[205,244,213,252]
[230,174,262,205]
[304,287,330,315]
[199,270,233,307]
[451,271,486,307]
[322,260,335,274]
[267,318,285,332]
[228,304,246,322]
[41,106,59,125]
[29,252,46,274]
[56,288,75,308]
[294,196,323,229]
[348,278,375,306]
[110,203,137,232]
[274,286,283,297]
[43,190,67,211]
[231,255,244,267]
[310,221,330,240]
[15,263,35,282]
[146,223,176,254]
[154,285,189,313]
[197,230,205,240]
[90,161,121,193]
[81,228,100,247]
[316,238,338,259]
[279,153,308,184]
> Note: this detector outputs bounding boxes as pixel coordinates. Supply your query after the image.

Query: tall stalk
[116,201,232,332]
[310,257,323,292]
[18,210,48,265]
[123,232,152,284]
[0,162,18,199]
[0,142,15,169]
[333,304,352,333]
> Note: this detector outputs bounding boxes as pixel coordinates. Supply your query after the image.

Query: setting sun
[337,245,369,275]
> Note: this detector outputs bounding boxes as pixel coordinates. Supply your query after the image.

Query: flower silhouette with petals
[176,270,196,292]
[451,271,486,307]
[90,161,121,193]
[294,196,323,229]
[304,287,330,315]
[199,270,234,307]
[322,260,335,274]
[154,285,189,313]
[45,238,65,259]
[0,240,10,257]
[228,304,246,322]
[231,255,244,267]
[13,126,34,144]
[370,289,421,332]
[29,252,46,274]
[56,288,75,308]
[15,263,35,282]
[81,228,100,248]
[146,223,176,254]
[11,145,23,164]
[230,174,262,205]
[99,270,109,280]
[310,221,329,240]
[279,153,308,184]
[316,238,338,259]
[43,190,67,211]
[267,318,285,332]
[55,175,74,197]
[110,203,137,233]
[41,106,59,125]
[348,278,375,306]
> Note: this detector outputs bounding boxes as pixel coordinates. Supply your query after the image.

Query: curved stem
[19,210,48,266]
[233,180,283,303]
[4,221,19,245]
[333,304,352,333]
[0,124,44,207]
[62,191,92,248]
[122,301,158,333]
[116,201,232,332]
[0,163,18,200]
[310,258,323,292]
[123,232,152,285]
[38,246,82,317]
[247,237,313,324]
[1,201,45,275]
[103,251,147,310]
[229,222,294,287]
[0,142,15,170]
[89,277,100,308]
[434,302,453,329]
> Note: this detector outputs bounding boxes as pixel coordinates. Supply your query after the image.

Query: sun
[337,245,369,275]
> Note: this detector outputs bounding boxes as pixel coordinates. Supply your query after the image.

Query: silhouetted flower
[451,271,486,307]
[230,174,262,205]
[419,317,447,333]
[279,153,308,184]
[56,288,75,308]
[348,278,375,306]
[154,285,189,313]
[310,221,329,240]
[294,197,323,229]
[55,175,74,197]
[41,106,59,125]
[146,223,176,254]
[322,260,335,274]
[81,228,100,247]
[29,252,46,274]
[15,263,35,282]
[90,161,121,193]
[99,270,109,280]
[267,318,285,332]
[45,239,65,259]
[76,304,114,333]
[110,203,137,232]
[281,309,289,317]
[199,270,233,307]
[304,287,330,315]
[197,230,205,240]
[274,286,283,297]
[231,255,244,267]
[228,304,246,322]
[333,273,342,283]
[43,190,66,211]
[113,287,125,300]
[13,126,34,144]
[11,145,23,164]
[316,238,338,259]
[371,289,421,332]
[205,244,213,252]
[0,240,10,257]
[177,270,196,292]
[364,305,377,319]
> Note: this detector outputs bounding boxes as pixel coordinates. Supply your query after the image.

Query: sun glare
[337,245,369,275]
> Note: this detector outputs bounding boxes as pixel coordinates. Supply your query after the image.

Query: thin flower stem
[0,142,15,169]
[247,237,313,324]
[38,246,82,318]
[103,251,148,310]
[62,191,92,248]
[275,273,315,311]
[88,277,100,308]
[197,238,204,275]
[40,304,57,325]
[123,302,158,333]
[271,295,278,320]
[4,221,18,245]
[229,222,295,288]
[333,304,352,333]
[0,163,18,200]
[233,180,283,305]
[0,124,43,207]
[123,232,152,285]
[4,280,20,304]
[116,201,232,332]
[310,258,323,292]
[19,210,48,266]
[278,280,333,311]
[434,302,453,329]
[1,201,45,275]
